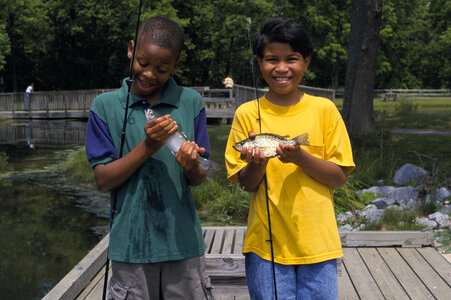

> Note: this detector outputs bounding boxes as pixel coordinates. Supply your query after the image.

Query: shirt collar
[119,77,180,109]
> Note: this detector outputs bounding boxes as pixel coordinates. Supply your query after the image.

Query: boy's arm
[94,115,178,192]
[277,144,347,187]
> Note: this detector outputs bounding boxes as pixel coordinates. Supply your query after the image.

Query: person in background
[225,17,355,299]
[223,75,234,89]
[25,83,33,111]
[85,16,213,299]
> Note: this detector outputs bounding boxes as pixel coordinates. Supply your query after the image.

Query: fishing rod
[101,1,143,299]
[247,17,278,300]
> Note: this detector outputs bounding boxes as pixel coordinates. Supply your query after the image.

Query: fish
[144,107,219,179]
[233,133,310,158]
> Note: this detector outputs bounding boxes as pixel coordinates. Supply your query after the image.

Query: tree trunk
[342,0,382,137]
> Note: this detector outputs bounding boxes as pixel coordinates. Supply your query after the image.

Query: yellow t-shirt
[225,94,355,265]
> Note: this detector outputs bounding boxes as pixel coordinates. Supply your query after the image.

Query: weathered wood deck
[44,227,450,300]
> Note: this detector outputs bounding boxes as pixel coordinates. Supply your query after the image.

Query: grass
[63,96,451,229]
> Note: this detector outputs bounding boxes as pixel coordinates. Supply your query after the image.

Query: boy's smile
[257,42,310,106]
[128,41,181,104]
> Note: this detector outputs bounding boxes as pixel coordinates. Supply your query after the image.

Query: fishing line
[102,1,143,299]
[247,17,278,300]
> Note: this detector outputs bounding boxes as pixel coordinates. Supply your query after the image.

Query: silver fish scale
[244,135,296,157]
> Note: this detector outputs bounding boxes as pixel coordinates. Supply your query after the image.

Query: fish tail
[199,156,221,180]
[293,133,310,146]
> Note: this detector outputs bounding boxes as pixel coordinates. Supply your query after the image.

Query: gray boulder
[361,205,385,223]
[388,186,420,206]
[339,224,353,231]
[393,163,429,185]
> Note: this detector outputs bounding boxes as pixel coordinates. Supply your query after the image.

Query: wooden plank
[204,228,215,254]
[397,247,451,299]
[377,247,435,299]
[222,228,235,254]
[77,266,111,300]
[358,248,409,300]
[234,228,245,255]
[211,278,249,297]
[417,247,451,286]
[43,234,109,300]
[342,248,384,299]
[206,254,245,278]
[338,262,359,300]
[76,263,107,299]
[211,228,225,254]
[340,231,434,247]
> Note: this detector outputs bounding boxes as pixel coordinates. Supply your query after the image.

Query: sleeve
[194,107,211,158]
[324,106,356,174]
[85,110,118,167]
[224,107,252,183]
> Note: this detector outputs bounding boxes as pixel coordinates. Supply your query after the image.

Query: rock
[428,212,450,225]
[393,163,429,185]
[361,205,384,223]
[388,186,419,206]
[416,217,438,228]
[435,187,451,202]
[405,199,416,209]
[339,224,353,231]
[358,186,395,198]
[372,198,389,209]
[336,212,353,224]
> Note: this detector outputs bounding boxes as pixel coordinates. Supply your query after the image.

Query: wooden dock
[44,227,450,300]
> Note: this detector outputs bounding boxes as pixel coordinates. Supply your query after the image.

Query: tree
[342,0,382,137]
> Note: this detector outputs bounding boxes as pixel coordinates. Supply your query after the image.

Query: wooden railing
[0,84,336,120]
[0,89,113,119]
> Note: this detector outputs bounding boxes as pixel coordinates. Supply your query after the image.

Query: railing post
[64,93,68,118]
[28,93,32,119]
[11,94,15,118]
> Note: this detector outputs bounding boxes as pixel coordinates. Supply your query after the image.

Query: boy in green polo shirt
[86,16,213,299]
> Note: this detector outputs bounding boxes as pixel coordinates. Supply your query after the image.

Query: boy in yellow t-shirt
[225,17,355,299]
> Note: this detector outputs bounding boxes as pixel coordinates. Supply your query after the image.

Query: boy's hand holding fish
[144,114,178,154]
[176,141,207,185]
[144,114,206,185]
[238,131,269,167]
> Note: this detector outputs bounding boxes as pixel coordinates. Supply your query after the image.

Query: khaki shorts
[108,254,214,300]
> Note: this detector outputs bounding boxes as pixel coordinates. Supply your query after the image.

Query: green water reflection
[0,144,108,299]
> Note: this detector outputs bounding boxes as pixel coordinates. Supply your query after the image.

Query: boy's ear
[171,58,182,75]
[256,56,262,68]
[127,40,134,59]
[304,55,312,69]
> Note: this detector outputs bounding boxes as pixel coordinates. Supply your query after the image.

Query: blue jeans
[245,252,338,300]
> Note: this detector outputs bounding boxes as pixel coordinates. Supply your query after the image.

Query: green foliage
[191,125,250,225]
[333,175,366,213]
[1,0,448,91]
[365,207,425,231]
[191,169,250,225]
[63,147,95,183]
[0,23,10,71]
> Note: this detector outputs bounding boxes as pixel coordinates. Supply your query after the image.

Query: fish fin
[261,133,289,140]
[293,133,310,146]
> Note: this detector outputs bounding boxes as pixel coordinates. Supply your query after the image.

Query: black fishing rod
[247,17,278,300]
[101,1,143,299]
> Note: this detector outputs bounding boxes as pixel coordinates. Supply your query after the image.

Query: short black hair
[253,17,313,59]
[138,16,184,57]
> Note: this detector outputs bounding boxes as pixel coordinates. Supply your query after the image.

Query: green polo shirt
[88,77,206,263]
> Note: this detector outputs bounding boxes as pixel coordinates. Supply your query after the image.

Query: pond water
[0,120,109,299]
